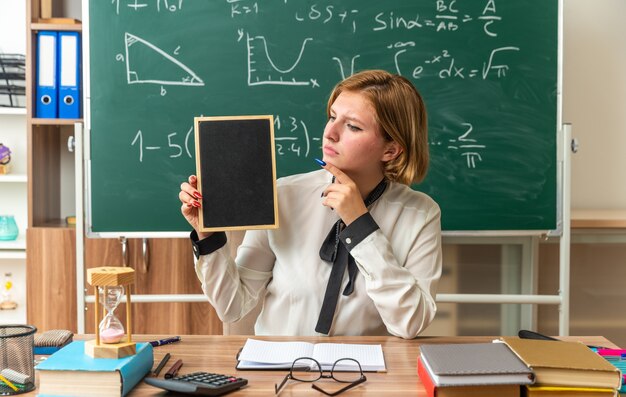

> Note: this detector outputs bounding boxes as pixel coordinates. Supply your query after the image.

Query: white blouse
[194,169,442,339]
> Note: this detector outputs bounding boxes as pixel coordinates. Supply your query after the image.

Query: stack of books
[417,342,534,397]
[596,348,626,395]
[501,337,621,396]
[418,338,623,397]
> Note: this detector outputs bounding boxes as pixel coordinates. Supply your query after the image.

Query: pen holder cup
[0,325,36,395]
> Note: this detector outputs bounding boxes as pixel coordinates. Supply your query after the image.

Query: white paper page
[238,339,315,365]
[313,343,385,370]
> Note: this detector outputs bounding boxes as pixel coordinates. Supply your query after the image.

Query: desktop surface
[31,335,617,396]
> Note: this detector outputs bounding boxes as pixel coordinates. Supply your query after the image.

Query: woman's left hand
[320,163,368,225]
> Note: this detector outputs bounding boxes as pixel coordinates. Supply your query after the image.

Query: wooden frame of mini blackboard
[194,115,278,232]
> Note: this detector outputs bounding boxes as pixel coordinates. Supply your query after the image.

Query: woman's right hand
[179,175,212,239]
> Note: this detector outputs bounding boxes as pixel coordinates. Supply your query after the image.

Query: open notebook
[236,339,386,372]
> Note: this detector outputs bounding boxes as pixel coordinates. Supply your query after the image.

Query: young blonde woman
[179,70,442,339]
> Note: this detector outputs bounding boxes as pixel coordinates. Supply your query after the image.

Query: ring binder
[35,31,58,118]
[58,31,81,119]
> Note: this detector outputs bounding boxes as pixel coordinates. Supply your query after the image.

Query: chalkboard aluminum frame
[194,115,279,232]
[81,0,564,238]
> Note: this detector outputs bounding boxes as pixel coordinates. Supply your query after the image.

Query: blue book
[35,340,153,397]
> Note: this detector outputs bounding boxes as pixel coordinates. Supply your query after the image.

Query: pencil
[0,374,19,392]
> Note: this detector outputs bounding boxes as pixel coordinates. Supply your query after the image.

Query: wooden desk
[32,335,618,396]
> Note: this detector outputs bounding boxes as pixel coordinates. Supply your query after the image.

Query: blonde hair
[326,70,428,185]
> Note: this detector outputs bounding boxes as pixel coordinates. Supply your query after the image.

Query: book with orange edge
[595,348,626,394]
[418,357,521,397]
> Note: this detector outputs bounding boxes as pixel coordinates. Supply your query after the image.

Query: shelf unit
[24,0,82,331]
[0,108,26,115]
[0,0,28,322]
[21,0,223,335]
[0,236,27,253]
[27,18,81,229]
[0,174,27,182]
[0,117,27,326]
[31,118,81,125]
[31,22,81,31]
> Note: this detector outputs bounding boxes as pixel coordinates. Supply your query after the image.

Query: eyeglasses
[275,357,367,396]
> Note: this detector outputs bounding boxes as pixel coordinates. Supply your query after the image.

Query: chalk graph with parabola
[246,33,313,87]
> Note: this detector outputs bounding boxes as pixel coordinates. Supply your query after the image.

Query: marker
[149,336,181,347]
[314,158,326,167]
[153,352,171,376]
[164,359,183,379]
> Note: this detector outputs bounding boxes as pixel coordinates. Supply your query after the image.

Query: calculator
[144,371,248,396]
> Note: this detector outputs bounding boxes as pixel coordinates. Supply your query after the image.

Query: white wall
[0,0,27,325]
[564,0,626,209]
[0,0,26,54]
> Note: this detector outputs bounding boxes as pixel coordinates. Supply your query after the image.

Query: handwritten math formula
[89,0,559,231]
[127,118,484,171]
[95,0,553,172]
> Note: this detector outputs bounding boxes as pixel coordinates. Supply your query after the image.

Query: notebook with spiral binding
[419,342,534,386]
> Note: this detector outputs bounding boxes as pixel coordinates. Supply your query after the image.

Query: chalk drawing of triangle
[125,32,204,86]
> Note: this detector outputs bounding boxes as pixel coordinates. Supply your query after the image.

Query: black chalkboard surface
[87,0,559,234]
[195,116,278,231]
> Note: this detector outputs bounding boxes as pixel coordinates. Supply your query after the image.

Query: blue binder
[58,31,81,119]
[36,31,58,118]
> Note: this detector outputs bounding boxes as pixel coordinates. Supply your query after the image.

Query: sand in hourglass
[98,285,126,344]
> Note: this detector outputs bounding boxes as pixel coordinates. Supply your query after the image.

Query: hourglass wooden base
[86,267,137,359]
[85,340,136,359]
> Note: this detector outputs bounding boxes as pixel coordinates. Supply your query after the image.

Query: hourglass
[85,267,137,359]
[99,285,125,343]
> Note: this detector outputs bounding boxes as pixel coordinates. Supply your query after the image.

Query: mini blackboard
[194,116,278,232]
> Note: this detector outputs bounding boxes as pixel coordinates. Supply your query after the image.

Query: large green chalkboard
[87,0,559,234]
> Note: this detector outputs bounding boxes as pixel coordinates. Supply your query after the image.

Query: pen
[164,359,183,379]
[150,336,181,347]
[153,353,171,376]
[519,330,610,350]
